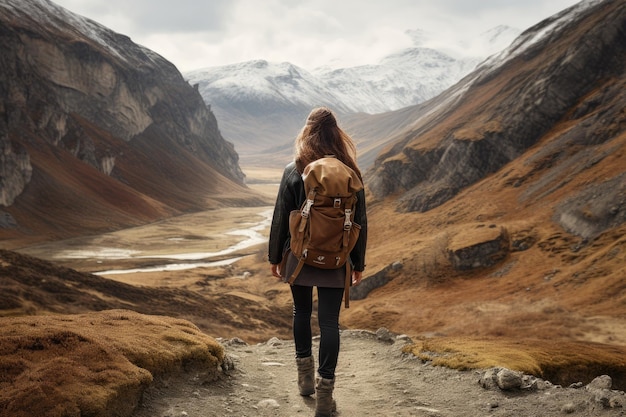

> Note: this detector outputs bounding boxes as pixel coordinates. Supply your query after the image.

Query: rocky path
[133,330,625,417]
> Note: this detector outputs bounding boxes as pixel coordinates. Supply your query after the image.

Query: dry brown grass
[0,310,224,417]
[337,134,626,390]
[403,336,626,388]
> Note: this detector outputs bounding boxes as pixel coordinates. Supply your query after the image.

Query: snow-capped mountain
[314,25,523,114]
[186,60,350,156]
[312,47,471,114]
[187,60,350,116]
[184,26,521,161]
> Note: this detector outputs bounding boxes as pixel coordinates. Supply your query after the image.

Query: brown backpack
[287,156,363,307]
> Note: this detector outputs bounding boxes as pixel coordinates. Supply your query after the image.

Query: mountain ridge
[184,25,521,163]
[0,0,264,247]
[365,0,624,213]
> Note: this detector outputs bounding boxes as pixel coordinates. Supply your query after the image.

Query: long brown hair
[294,107,361,178]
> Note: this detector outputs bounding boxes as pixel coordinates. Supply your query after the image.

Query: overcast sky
[52,0,582,73]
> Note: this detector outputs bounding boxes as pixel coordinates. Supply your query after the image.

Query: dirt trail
[132,330,625,417]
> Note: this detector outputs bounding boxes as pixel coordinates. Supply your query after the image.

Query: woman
[268,106,367,417]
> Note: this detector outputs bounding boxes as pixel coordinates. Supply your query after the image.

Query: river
[96,208,273,275]
[38,207,275,275]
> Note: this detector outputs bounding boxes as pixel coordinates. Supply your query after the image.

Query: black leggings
[290,285,344,380]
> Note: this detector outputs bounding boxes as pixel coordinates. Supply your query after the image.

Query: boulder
[446,225,509,270]
[350,261,403,300]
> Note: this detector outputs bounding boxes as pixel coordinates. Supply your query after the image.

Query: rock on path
[133,330,626,417]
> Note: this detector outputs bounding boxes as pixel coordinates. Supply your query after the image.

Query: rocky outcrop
[367,1,626,213]
[350,261,403,300]
[0,137,31,206]
[2,0,244,182]
[446,225,510,270]
[554,173,626,240]
[6,2,242,178]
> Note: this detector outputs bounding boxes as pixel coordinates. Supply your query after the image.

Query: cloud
[52,0,581,72]
[56,0,234,33]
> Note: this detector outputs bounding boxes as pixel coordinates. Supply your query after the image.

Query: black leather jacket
[268,161,367,271]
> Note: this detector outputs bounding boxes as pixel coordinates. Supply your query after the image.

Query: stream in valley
[20,207,276,275]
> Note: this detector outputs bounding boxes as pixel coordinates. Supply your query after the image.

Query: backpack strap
[287,257,305,285]
[342,196,355,247]
[344,262,351,308]
[299,189,316,233]
[287,188,316,285]
[342,196,357,308]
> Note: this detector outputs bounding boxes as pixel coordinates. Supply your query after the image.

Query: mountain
[311,25,522,114]
[0,0,264,248]
[339,0,626,352]
[185,60,349,156]
[184,26,520,165]
[364,0,625,215]
[312,47,466,114]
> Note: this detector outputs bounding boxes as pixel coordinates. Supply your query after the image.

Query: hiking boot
[296,356,315,396]
[315,376,336,417]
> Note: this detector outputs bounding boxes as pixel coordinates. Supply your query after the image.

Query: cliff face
[366,0,625,224]
[0,0,250,244]
[0,140,31,207]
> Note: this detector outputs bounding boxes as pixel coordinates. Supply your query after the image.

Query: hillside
[0,248,292,342]
[363,0,625,213]
[338,0,626,360]
[0,309,226,417]
[2,307,626,416]
[2,238,625,416]
[0,0,266,248]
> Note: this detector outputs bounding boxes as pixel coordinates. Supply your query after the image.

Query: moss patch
[404,336,626,389]
[0,310,224,417]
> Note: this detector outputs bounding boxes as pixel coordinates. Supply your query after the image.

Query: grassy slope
[0,310,224,417]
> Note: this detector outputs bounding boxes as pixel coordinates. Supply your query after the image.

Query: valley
[3,163,626,417]
[7,167,292,343]
[16,166,283,273]
[20,205,275,278]
[1,1,626,415]
[11,163,626,356]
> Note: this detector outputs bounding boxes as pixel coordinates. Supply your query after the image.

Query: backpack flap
[302,157,363,196]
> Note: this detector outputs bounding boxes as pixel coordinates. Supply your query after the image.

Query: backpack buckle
[333,198,341,208]
[302,199,314,218]
[344,209,352,230]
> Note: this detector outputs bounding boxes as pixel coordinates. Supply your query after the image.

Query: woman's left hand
[271,264,282,279]
[351,270,362,285]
